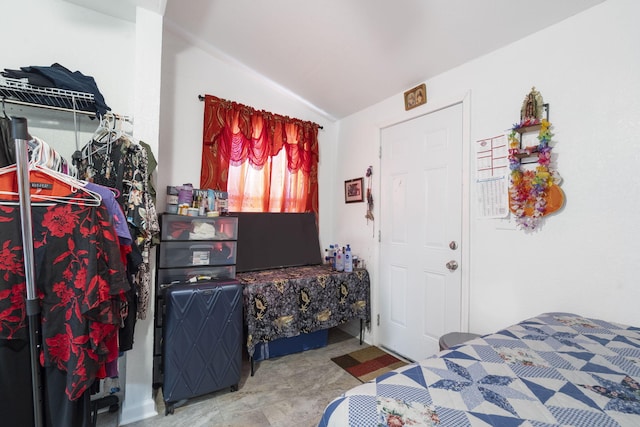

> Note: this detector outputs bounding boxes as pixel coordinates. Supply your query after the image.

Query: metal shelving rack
[0,76,96,114]
[1,76,132,155]
[4,80,123,426]
[1,76,97,152]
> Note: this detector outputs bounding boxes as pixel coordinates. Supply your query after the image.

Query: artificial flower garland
[508,119,556,230]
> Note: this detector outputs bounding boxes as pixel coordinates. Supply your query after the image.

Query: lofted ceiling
[68,0,605,121]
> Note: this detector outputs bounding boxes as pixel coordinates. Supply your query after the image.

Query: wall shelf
[0,76,96,115]
[513,124,542,134]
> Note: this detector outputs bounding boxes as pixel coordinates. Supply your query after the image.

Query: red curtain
[200,95,320,214]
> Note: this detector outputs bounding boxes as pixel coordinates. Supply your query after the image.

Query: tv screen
[233,212,323,272]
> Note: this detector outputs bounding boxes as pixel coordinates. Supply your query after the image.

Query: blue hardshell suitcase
[162,280,242,414]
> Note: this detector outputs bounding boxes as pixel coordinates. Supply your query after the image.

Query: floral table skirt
[237,264,370,358]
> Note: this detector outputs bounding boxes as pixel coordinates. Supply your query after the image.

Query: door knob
[446,260,458,271]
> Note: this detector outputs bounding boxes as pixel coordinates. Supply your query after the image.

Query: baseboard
[119,397,158,425]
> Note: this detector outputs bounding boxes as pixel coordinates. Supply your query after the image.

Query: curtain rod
[198,94,323,129]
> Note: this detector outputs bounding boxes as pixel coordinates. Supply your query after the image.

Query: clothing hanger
[83,115,126,161]
[29,137,72,176]
[0,163,102,206]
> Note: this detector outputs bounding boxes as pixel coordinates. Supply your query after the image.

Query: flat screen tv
[233,212,323,272]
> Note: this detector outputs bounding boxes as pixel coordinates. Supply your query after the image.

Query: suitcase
[162,280,242,414]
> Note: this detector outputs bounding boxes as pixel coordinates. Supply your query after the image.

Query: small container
[187,208,199,217]
[178,203,190,215]
[178,183,194,206]
[166,204,178,214]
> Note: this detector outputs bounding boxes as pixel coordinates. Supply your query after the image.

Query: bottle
[328,245,335,269]
[344,244,353,272]
[200,192,208,216]
[336,247,344,272]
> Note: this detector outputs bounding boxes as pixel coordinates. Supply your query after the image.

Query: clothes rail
[0,77,132,122]
[2,98,133,123]
[2,75,133,152]
[12,117,44,427]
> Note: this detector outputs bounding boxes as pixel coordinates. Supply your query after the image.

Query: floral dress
[0,196,129,399]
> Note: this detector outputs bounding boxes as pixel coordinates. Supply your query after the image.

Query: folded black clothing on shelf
[2,63,111,117]
[2,68,55,87]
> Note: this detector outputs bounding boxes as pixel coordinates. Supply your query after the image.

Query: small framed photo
[344,178,364,203]
[404,83,427,110]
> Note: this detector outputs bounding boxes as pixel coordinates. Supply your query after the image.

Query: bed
[319,312,640,427]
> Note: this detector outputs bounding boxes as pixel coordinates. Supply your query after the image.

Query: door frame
[372,90,472,347]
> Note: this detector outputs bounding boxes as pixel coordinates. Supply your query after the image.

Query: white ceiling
[68,0,605,121]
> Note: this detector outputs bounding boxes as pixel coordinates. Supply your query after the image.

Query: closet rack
[7,89,124,426]
[12,117,43,427]
[1,76,94,113]
[0,76,132,122]
[1,75,132,155]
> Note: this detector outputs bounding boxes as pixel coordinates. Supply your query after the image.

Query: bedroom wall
[337,0,640,336]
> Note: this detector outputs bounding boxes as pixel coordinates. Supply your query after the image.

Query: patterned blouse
[74,136,159,319]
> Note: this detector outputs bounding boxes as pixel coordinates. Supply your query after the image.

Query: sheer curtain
[200,95,320,214]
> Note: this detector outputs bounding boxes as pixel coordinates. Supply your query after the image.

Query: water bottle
[344,244,353,272]
[336,247,344,272]
[328,244,335,269]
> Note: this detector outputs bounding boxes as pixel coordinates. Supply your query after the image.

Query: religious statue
[520,87,544,126]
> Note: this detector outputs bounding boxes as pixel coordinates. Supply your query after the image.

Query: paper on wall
[475,134,509,218]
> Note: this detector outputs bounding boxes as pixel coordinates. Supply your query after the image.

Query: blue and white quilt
[319,313,640,426]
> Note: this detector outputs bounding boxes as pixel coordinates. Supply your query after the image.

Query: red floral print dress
[0,195,128,400]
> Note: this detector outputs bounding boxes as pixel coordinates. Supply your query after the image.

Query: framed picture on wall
[345,178,364,203]
[404,83,427,110]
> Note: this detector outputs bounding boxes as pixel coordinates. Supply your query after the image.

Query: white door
[379,103,463,362]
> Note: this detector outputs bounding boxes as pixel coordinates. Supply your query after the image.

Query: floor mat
[331,346,408,383]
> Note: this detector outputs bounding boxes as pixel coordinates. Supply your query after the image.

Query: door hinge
[379,145,382,159]
[378,230,381,242]
[377,314,380,326]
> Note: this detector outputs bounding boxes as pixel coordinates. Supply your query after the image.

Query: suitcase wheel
[231,384,238,392]
[165,403,175,415]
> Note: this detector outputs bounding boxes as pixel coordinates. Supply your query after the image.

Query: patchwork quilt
[319,313,640,426]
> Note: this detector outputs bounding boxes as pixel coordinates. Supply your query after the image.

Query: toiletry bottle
[344,244,353,272]
[329,244,335,269]
[336,247,344,272]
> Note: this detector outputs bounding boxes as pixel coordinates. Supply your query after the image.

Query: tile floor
[97,328,364,427]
